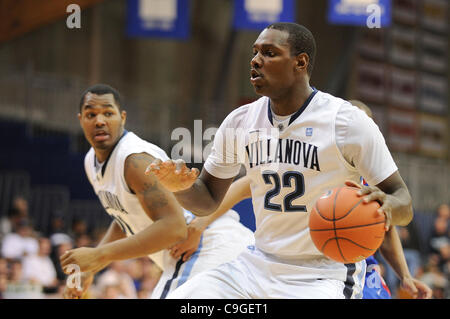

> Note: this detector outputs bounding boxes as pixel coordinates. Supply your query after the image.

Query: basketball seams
[310,186,386,264]
[334,237,377,252]
[310,220,385,232]
[314,186,366,222]
[333,188,347,262]
[334,186,367,221]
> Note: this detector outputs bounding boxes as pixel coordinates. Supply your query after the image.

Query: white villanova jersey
[205,89,396,292]
[84,131,194,270]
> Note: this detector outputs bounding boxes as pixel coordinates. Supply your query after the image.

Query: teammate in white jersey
[60,84,254,298]
[147,23,413,299]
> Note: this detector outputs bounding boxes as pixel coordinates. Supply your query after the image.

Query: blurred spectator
[4,259,43,299]
[21,237,58,291]
[0,273,7,299]
[137,277,159,298]
[96,261,137,299]
[49,215,65,236]
[0,195,30,239]
[429,212,449,257]
[51,241,73,282]
[48,214,73,251]
[8,259,26,284]
[102,284,123,299]
[0,258,8,276]
[436,204,449,220]
[125,258,145,292]
[74,233,93,248]
[137,287,151,299]
[419,263,448,299]
[138,258,162,298]
[69,219,89,239]
[1,219,38,259]
[49,232,73,248]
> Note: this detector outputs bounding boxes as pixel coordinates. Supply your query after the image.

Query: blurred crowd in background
[0,193,448,299]
[0,195,163,299]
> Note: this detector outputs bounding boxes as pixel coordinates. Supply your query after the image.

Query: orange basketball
[309,186,386,263]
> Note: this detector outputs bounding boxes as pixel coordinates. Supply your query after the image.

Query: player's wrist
[94,246,112,265]
[400,274,413,282]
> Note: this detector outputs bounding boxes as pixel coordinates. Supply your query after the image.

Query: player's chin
[92,140,112,150]
[252,84,266,95]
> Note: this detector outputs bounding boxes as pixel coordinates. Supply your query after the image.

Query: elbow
[404,203,414,226]
[190,201,218,217]
[399,195,414,226]
[192,207,216,217]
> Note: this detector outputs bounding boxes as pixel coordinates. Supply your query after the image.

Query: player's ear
[77,112,82,122]
[121,110,127,126]
[296,53,309,72]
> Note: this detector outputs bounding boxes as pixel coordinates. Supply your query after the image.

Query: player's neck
[94,128,126,163]
[94,148,112,163]
[269,85,314,116]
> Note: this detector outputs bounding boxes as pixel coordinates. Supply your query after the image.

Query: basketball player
[348,100,431,299]
[60,84,254,299]
[146,23,414,299]
[201,173,431,299]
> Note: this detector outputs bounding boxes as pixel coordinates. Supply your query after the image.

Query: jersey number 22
[262,170,307,212]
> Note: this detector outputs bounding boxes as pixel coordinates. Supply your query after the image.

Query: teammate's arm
[148,159,235,216]
[379,227,432,299]
[61,153,187,273]
[175,169,235,216]
[170,176,252,260]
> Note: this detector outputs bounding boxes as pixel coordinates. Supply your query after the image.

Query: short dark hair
[79,83,122,111]
[266,22,316,76]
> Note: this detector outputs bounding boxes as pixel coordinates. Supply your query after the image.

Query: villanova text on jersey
[245,137,320,172]
[98,190,129,214]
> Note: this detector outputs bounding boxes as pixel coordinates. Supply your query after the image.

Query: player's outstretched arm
[379,227,432,299]
[170,176,252,261]
[60,153,187,273]
[147,159,235,216]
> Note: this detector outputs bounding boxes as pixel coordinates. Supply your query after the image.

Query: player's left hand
[60,247,109,274]
[169,217,207,262]
[401,277,433,299]
[345,180,392,231]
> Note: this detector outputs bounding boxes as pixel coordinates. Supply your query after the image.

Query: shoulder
[222,97,268,128]
[117,132,170,163]
[84,148,95,167]
[336,100,376,134]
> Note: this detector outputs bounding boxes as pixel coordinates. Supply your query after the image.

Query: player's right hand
[169,217,208,261]
[63,272,94,299]
[145,159,199,193]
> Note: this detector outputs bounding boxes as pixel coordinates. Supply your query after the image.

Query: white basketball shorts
[167,245,365,299]
[151,210,255,299]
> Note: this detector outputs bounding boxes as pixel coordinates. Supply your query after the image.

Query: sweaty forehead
[253,28,290,48]
[82,92,118,110]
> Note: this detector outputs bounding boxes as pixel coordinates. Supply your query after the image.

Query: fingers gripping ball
[309,186,386,263]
